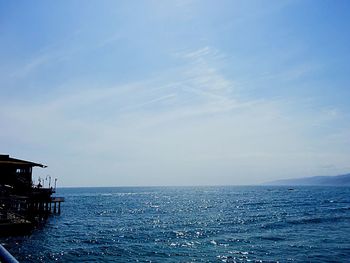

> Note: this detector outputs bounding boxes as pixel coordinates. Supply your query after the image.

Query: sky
[1,0,350,187]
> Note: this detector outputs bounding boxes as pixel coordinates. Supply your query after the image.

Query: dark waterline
[2,186,350,262]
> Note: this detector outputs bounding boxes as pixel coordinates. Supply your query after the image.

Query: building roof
[0,155,47,168]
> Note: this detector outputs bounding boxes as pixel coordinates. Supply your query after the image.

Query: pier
[0,154,64,236]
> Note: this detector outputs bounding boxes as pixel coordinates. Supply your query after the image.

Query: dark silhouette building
[0,154,46,193]
[0,154,63,236]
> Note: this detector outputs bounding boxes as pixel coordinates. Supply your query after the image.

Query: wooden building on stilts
[0,154,64,236]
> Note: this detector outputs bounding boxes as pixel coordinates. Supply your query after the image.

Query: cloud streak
[2,45,350,186]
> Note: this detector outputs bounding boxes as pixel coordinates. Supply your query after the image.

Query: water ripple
[2,186,350,262]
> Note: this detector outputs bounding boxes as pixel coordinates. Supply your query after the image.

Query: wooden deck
[0,194,65,236]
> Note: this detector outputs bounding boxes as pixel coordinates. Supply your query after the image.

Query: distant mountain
[264,173,350,186]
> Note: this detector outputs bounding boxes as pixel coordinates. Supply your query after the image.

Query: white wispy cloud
[8,30,123,80]
[2,45,350,186]
[181,46,212,59]
[10,52,54,78]
[259,62,322,82]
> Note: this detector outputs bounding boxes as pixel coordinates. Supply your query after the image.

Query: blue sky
[1,0,350,186]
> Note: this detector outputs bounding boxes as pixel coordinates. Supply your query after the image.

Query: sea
[1,186,350,262]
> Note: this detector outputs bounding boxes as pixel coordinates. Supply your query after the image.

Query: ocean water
[2,186,350,262]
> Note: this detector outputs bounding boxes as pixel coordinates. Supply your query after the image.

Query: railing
[0,244,19,263]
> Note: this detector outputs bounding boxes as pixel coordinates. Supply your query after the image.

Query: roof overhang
[0,155,47,168]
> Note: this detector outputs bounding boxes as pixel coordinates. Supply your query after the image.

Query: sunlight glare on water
[2,186,350,262]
